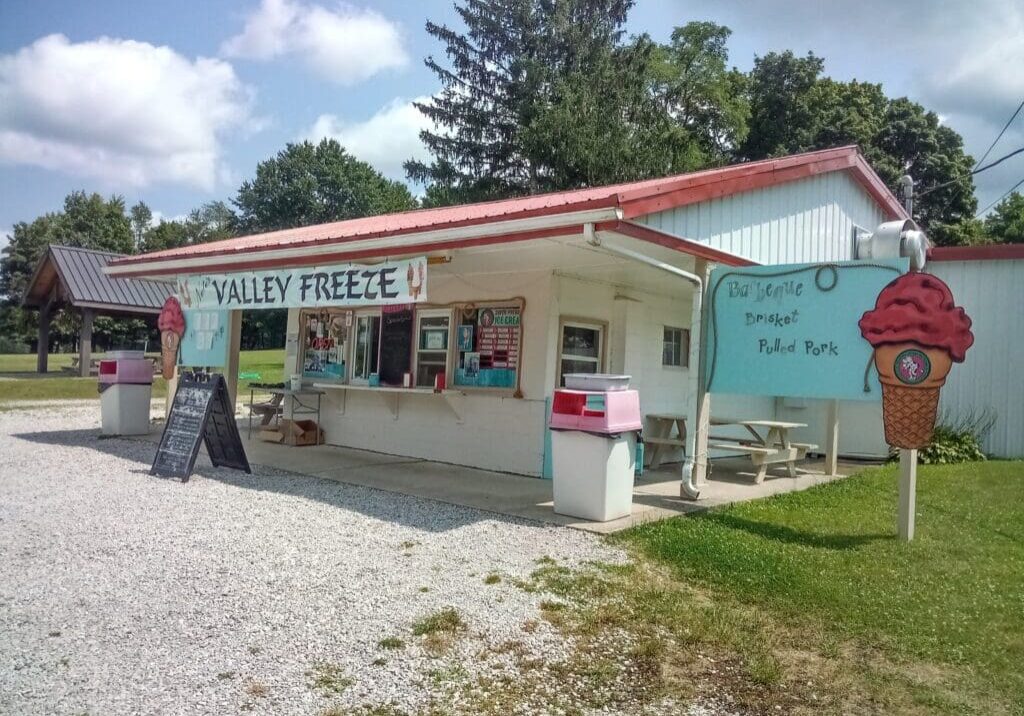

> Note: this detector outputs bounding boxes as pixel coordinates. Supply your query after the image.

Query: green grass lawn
[622,461,1024,713]
[0,349,286,402]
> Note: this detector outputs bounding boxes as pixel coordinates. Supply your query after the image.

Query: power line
[973,96,1024,170]
[977,175,1024,217]
[917,145,1024,198]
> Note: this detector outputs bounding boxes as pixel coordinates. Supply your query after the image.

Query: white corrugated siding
[639,171,886,264]
[929,259,1024,458]
[639,169,893,459]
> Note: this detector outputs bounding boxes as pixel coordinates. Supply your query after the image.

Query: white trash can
[548,383,642,522]
[98,351,154,436]
[551,430,637,521]
[101,383,153,436]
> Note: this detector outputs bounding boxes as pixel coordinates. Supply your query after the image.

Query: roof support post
[79,308,94,378]
[224,309,243,407]
[690,259,713,489]
[36,302,51,374]
[584,223,708,499]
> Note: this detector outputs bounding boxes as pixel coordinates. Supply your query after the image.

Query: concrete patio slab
[232,433,871,534]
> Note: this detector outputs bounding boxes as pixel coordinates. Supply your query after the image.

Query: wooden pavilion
[22,245,174,376]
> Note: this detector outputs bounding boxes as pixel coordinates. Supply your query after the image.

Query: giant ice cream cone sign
[157,296,186,380]
[858,273,974,449]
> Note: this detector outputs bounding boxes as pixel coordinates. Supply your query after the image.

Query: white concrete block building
[110,145,1018,488]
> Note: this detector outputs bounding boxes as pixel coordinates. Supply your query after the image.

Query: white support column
[692,259,712,486]
[824,399,840,475]
[898,449,917,541]
[225,310,243,409]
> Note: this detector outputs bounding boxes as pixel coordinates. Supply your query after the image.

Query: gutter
[584,223,706,500]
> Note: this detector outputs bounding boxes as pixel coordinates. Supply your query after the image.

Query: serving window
[414,310,451,387]
[300,309,350,381]
[351,311,381,382]
[454,305,521,389]
[297,301,522,393]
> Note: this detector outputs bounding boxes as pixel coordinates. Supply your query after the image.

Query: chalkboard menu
[151,373,251,481]
[379,305,413,385]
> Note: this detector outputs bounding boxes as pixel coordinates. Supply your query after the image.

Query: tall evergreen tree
[409,0,701,204]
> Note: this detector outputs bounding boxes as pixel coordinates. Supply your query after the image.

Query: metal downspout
[583,223,705,499]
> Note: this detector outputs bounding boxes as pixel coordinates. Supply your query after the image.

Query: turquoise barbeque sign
[705,258,908,400]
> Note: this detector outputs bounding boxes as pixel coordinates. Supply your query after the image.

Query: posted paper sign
[180,309,229,367]
[705,259,907,400]
[177,257,428,310]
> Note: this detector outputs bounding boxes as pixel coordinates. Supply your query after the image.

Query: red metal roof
[110,145,905,272]
[929,244,1024,262]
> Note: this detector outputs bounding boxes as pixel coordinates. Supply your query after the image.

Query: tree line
[2,0,1021,355]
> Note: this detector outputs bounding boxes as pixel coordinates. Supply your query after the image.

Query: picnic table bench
[710,418,817,483]
[645,413,688,469]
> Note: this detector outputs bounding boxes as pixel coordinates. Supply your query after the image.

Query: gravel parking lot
[0,405,629,715]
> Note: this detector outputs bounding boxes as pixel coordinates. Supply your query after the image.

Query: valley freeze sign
[176,257,428,310]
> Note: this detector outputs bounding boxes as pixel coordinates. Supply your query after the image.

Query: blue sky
[2,0,1022,246]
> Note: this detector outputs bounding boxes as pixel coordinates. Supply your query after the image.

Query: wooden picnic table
[709,417,816,483]
[645,413,687,469]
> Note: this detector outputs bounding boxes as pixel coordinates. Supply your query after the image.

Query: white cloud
[918,4,1024,210]
[303,96,435,180]
[222,0,408,85]
[0,227,11,252]
[0,34,254,190]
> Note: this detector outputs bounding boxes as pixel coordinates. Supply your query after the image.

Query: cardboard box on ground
[259,419,323,446]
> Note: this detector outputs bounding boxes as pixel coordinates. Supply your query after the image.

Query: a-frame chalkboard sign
[151,372,251,481]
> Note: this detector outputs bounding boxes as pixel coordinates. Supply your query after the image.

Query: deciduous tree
[234,139,416,232]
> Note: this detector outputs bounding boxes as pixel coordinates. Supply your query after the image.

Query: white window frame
[557,318,606,387]
[662,326,689,368]
[413,308,453,388]
[349,309,382,384]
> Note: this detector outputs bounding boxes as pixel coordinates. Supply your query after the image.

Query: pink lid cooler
[98,350,154,389]
[98,350,154,437]
[549,388,641,434]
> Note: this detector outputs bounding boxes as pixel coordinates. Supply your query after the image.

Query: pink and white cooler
[548,378,642,522]
[98,350,154,436]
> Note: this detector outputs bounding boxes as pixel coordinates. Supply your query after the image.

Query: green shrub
[0,338,30,354]
[917,425,987,464]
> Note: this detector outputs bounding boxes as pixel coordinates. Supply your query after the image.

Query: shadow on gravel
[12,427,512,533]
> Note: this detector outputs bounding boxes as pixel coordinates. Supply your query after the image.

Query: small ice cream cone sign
[859,272,974,450]
[157,296,186,380]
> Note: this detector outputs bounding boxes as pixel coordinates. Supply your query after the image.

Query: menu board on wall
[455,306,520,388]
[379,305,414,385]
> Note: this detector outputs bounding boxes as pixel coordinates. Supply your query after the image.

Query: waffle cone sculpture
[157,297,186,380]
[859,273,974,449]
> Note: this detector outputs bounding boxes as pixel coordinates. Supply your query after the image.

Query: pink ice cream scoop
[158,297,186,379]
[859,272,973,362]
[859,272,974,449]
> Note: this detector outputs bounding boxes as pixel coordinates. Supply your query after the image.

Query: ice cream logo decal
[858,272,974,449]
[158,296,186,380]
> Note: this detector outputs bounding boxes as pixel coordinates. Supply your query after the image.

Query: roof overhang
[107,208,623,278]
[106,214,755,282]
[106,146,897,280]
